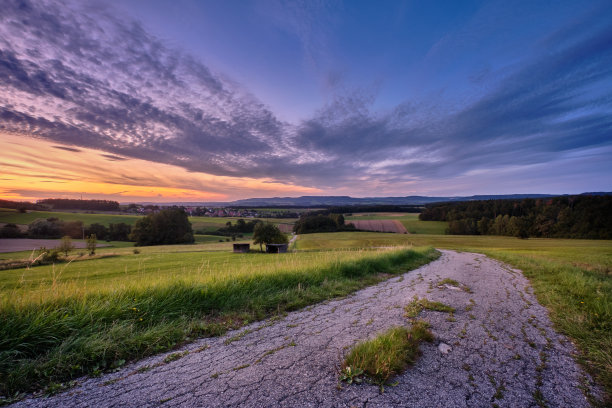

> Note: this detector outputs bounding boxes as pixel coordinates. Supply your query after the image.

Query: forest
[419,195,612,239]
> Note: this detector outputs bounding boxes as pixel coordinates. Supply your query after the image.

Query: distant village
[124,204,300,219]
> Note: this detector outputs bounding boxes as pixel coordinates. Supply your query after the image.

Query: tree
[129,208,194,246]
[86,234,97,255]
[86,223,109,241]
[58,236,75,256]
[253,223,288,252]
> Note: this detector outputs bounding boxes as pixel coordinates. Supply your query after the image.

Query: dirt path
[13,250,599,407]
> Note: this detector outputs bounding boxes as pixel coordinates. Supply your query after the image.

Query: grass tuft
[340,320,434,386]
[404,296,455,318]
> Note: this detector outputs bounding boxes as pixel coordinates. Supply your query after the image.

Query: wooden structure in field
[265,243,288,253]
[233,243,250,253]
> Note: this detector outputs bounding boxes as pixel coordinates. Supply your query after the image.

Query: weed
[232,364,250,371]
[340,321,433,387]
[164,351,188,363]
[404,297,455,319]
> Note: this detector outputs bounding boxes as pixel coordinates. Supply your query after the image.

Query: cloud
[101,154,128,161]
[0,0,610,196]
[53,145,82,153]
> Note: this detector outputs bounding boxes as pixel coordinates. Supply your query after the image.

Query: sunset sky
[1,0,611,203]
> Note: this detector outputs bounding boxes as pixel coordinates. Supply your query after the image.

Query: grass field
[345,213,447,234]
[0,209,142,226]
[297,232,612,402]
[0,242,438,397]
[0,209,298,230]
[1,225,610,402]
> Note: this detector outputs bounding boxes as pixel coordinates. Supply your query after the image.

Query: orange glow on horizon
[0,132,322,202]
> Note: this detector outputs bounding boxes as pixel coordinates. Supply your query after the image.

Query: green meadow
[0,209,141,226]
[0,239,437,397]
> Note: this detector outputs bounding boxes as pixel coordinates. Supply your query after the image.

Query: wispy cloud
[0,0,610,197]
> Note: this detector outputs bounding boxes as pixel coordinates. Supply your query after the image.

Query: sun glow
[0,133,321,202]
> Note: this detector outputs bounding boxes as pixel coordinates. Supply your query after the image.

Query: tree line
[419,195,612,239]
[293,213,355,234]
[37,199,120,211]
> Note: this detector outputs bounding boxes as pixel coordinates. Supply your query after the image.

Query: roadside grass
[341,321,433,388]
[0,246,439,397]
[299,232,612,402]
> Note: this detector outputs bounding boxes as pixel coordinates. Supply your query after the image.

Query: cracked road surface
[14,250,599,407]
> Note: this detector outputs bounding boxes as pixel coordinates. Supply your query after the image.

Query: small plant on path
[340,320,434,390]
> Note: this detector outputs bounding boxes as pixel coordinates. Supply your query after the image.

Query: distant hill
[229,194,563,207]
[128,192,612,207]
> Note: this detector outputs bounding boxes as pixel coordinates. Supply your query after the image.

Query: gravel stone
[11,250,602,407]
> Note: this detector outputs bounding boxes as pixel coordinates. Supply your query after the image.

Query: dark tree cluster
[324,205,422,214]
[23,218,133,241]
[84,223,132,241]
[217,219,262,234]
[27,218,84,239]
[419,195,612,239]
[0,223,23,238]
[0,200,42,211]
[38,199,120,211]
[130,208,194,246]
[293,213,353,234]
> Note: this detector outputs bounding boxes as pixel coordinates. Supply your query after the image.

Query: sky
[1,0,611,203]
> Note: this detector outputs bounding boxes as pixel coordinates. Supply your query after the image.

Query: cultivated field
[348,219,408,233]
[345,213,447,234]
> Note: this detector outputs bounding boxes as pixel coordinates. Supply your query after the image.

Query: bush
[0,223,23,238]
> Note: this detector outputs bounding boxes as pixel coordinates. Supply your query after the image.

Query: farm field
[348,219,408,233]
[345,213,447,234]
[0,208,298,231]
[0,239,437,397]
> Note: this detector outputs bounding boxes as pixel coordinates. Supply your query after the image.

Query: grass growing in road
[404,297,455,318]
[341,320,434,387]
[0,246,438,397]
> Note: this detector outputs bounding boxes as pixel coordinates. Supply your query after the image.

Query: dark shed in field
[265,243,288,253]
[233,243,250,253]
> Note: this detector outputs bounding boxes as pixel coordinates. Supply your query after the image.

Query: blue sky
[0,0,611,201]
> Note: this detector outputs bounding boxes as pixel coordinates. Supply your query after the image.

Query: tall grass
[0,247,438,396]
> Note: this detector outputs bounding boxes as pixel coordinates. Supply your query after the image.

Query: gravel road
[13,250,600,407]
